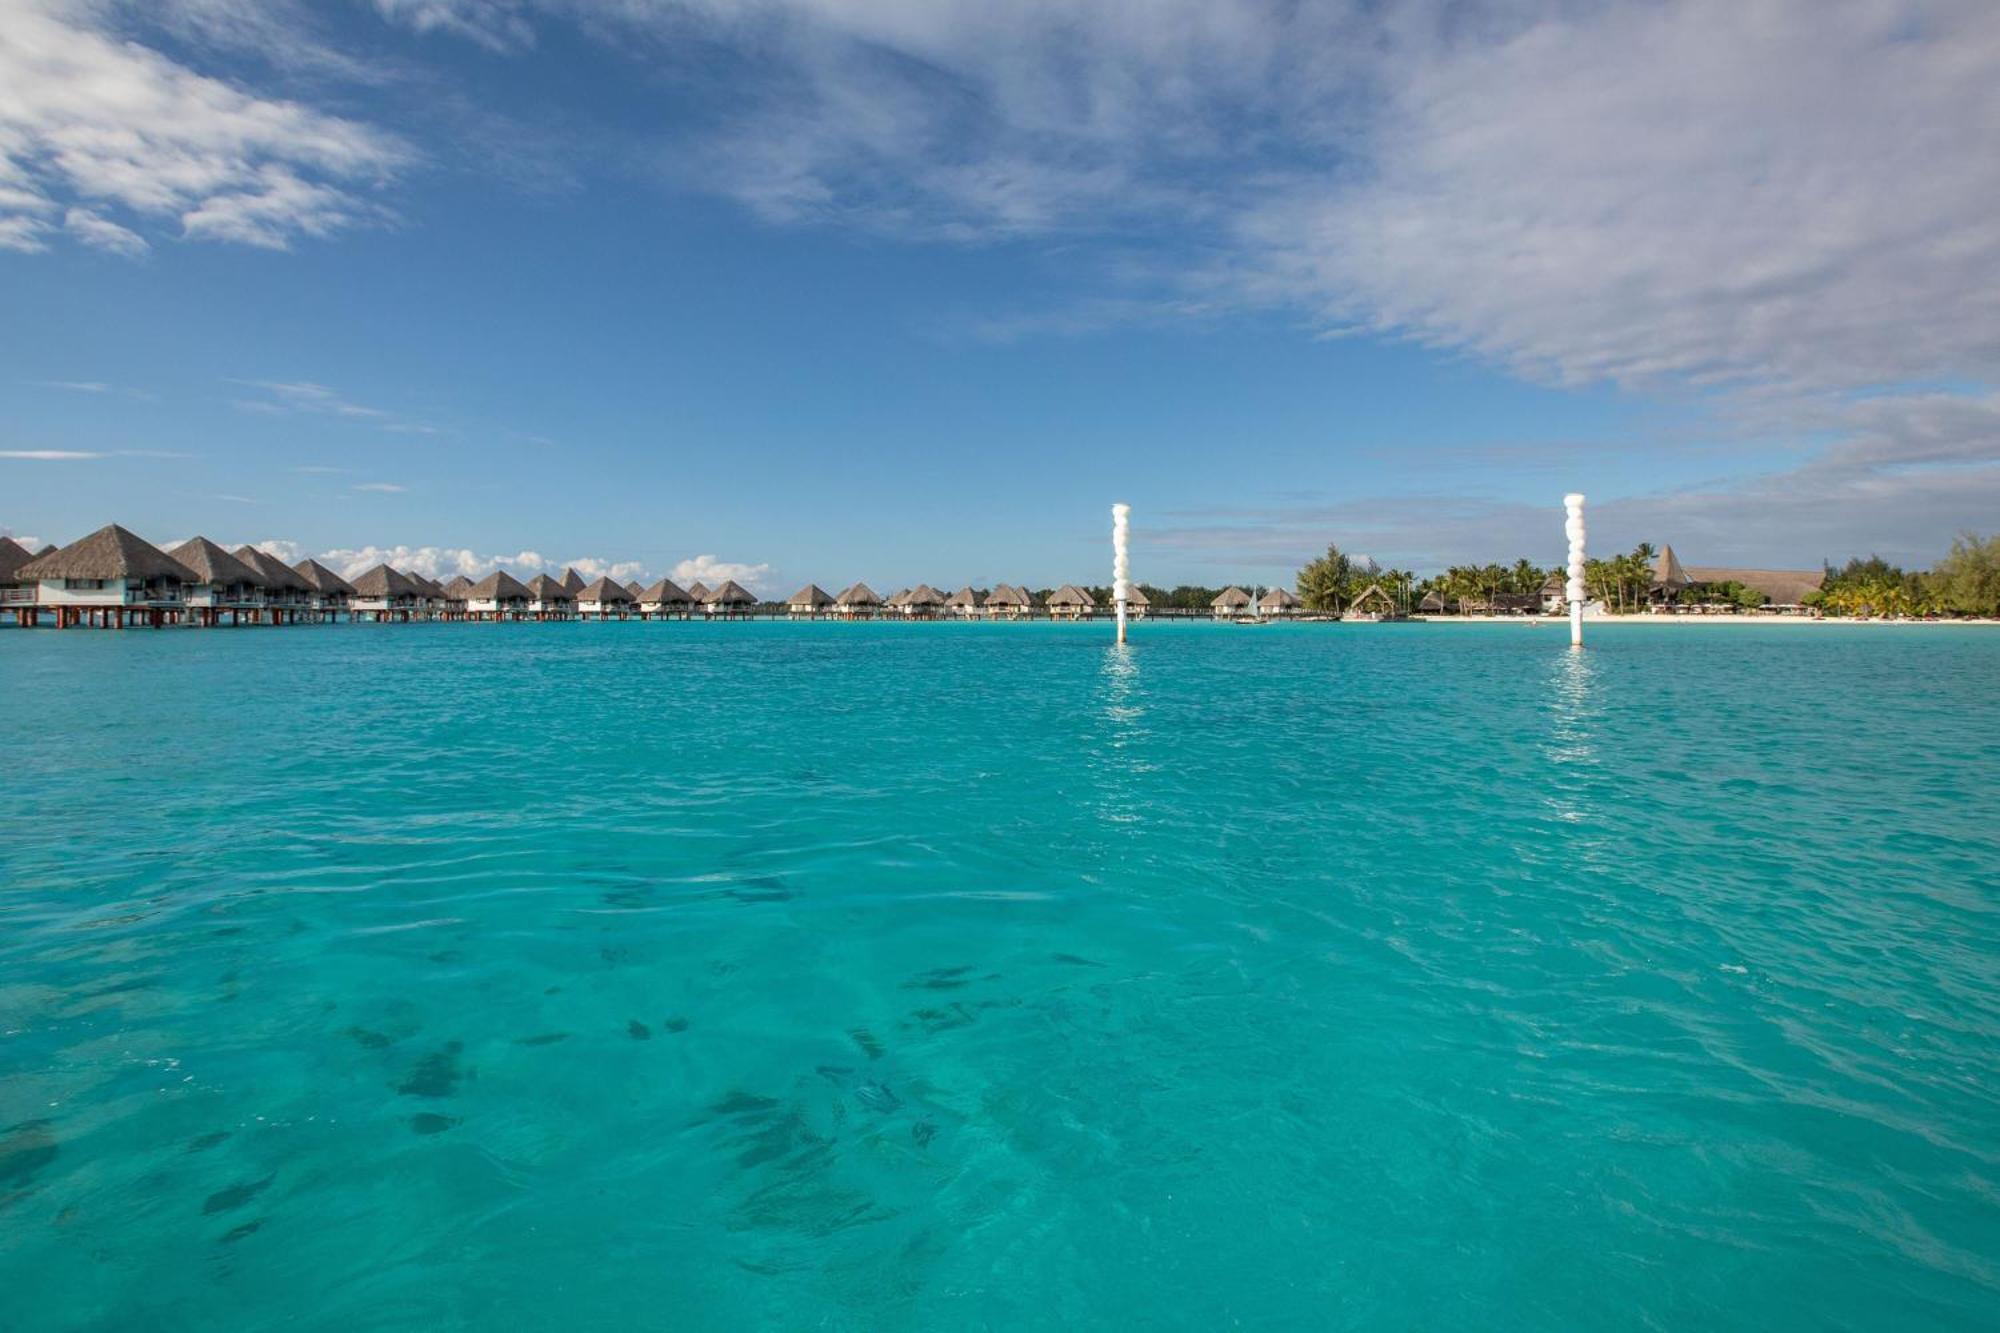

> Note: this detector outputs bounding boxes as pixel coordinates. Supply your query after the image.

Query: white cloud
[0,449,104,459]
[352,481,406,493]
[671,553,772,592]
[63,206,148,256]
[371,0,534,53]
[227,378,439,434]
[34,379,108,392]
[314,543,551,580]
[0,0,409,253]
[560,555,648,582]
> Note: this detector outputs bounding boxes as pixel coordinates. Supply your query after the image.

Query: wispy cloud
[352,481,407,493]
[0,449,103,460]
[0,0,411,254]
[227,379,440,435]
[30,379,158,401]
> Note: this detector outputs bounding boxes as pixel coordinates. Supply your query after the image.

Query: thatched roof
[638,577,691,604]
[1653,546,1692,589]
[787,583,833,607]
[944,585,980,608]
[293,558,356,595]
[835,582,880,606]
[20,525,196,582]
[1211,586,1252,609]
[578,576,633,602]
[349,564,420,598]
[905,583,945,606]
[709,579,755,605]
[1418,590,1448,611]
[625,580,646,599]
[560,568,586,593]
[1686,566,1824,605]
[1123,585,1150,607]
[0,537,37,582]
[469,570,531,600]
[685,581,712,603]
[984,583,1030,607]
[1047,584,1095,608]
[407,572,447,597]
[168,537,262,587]
[234,545,311,591]
[885,588,911,607]
[441,575,475,596]
[1349,582,1396,611]
[1541,572,1566,595]
[1259,587,1299,610]
[527,574,573,600]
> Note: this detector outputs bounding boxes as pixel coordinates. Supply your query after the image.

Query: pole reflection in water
[1544,644,1604,827]
[1091,642,1149,831]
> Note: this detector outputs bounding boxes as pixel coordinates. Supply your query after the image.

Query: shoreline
[1408,614,2000,627]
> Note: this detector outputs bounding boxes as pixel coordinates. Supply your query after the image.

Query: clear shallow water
[2,620,1997,1330]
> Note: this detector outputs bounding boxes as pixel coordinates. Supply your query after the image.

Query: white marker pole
[1563,493,1587,648]
[1112,503,1131,645]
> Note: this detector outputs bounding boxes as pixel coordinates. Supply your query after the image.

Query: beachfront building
[577,576,635,619]
[348,564,421,621]
[900,584,946,620]
[1259,587,1300,618]
[464,570,530,620]
[526,574,574,620]
[637,578,692,619]
[167,538,266,626]
[834,583,881,619]
[294,559,355,620]
[1418,590,1450,615]
[983,584,1032,620]
[944,586,981,618]
[1212,587,1252,619]
[705,580,757,618]
[18,525,194,628]
[1650,546,1824,613]
[238,546,315,623]
[1541,573,1567,614]
[1047,585,1095,621]
[1,537,39,626]
[1347,584,1404,621]
[786,584,833,619]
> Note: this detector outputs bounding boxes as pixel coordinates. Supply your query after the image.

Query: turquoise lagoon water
[2,620,1997,1330]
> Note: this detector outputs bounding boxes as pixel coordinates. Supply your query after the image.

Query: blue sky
[3,1,1996,589]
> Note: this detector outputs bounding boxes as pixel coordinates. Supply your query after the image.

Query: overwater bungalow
[577,575,635,619]
[786,584,833,619]
[1122,585,1150,620]
[1211,587,1252,619]
[1047,585,1095,621]
[293,558,356,620]
[560,567,587,595]
[236,546,315,622]
[706,580,757,618]
[1346,584,1403,621]
[167,537,266,626]
[884,588,911,615]
[684,581,713,609]
[403,572,445,620]
[944,586,981,618]
[834,582,881,619]
[900,584,946,619]
[637,577,693,619]
[1258,587,1300,618]
[18,525,195,628]
[349,564,422,621]
[624,580,646,602]
[466,570,531,620]
[526,574,574,620]
[983,584,1032,620]
[1,537,39,626]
